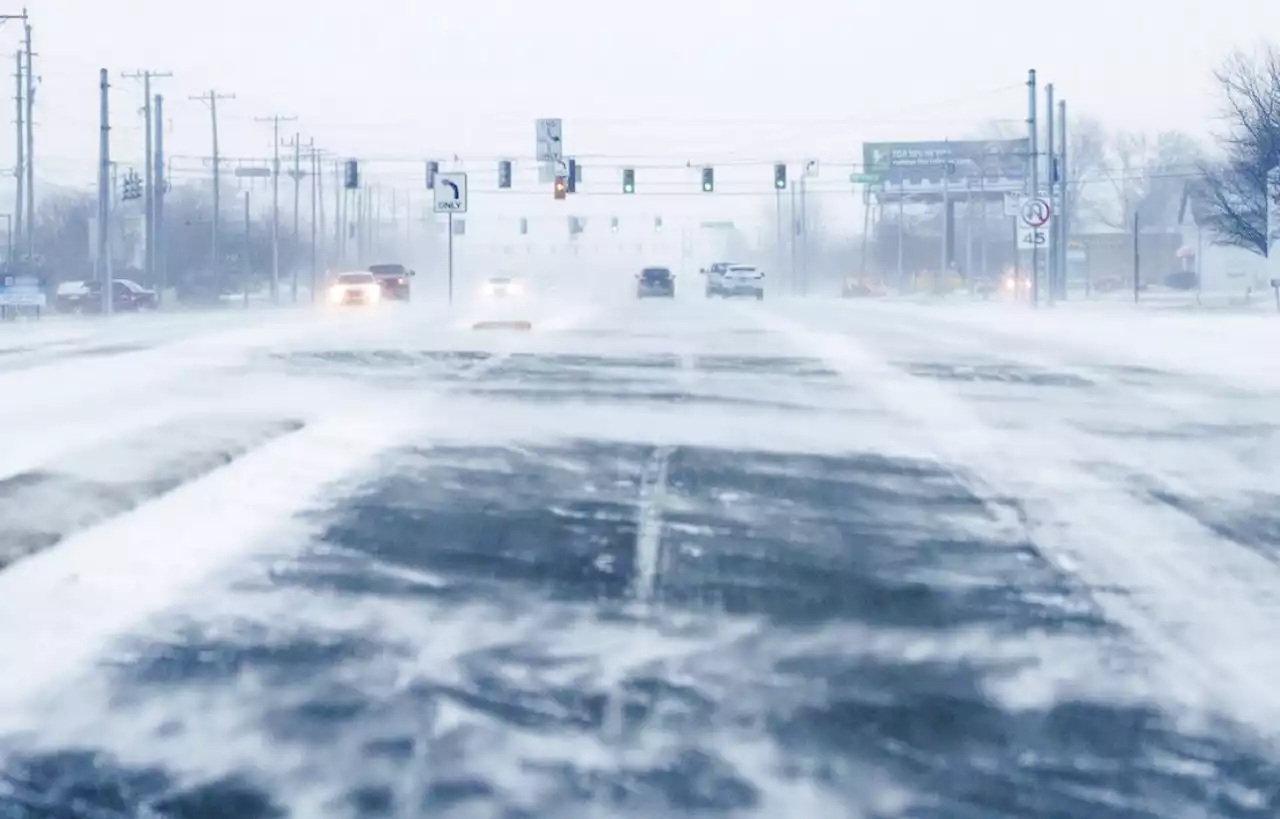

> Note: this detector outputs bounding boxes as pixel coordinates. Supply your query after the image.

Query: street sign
[1020,196,1051,227]
[804,159,820,177]
[235,167,271,178]
[1018,227,1049,249]
[554,157,569,179]
[1003,191,1023,217]
[849,172,881,184]
[0,275,45,308]
[433,172,468,214]
[535,118,563,162]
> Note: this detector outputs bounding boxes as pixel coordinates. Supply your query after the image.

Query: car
[56,278,158,313]
[367,263,414,301]
[482,276,524,298]
[327,271,382,306]
[704,264,765,300]
[636,267,675,298]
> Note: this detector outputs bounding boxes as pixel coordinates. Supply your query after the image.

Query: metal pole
[142,75,153,286]
[964,179,973,289]
[1027,69,1039,307]
[1044,83,1055,305]
[211,95,221,295]
[97,69,111,315]
[896,179,905,285]
[940,161,950,289]
[154,94,166,300]
[13,50,23,265]
[447,211,454,304]
[1058,99,1069,300]
[23,22,33,268]
[271,121,280,301]
[291,132,300,302]
[243,189,250,308]
[799,172,808,295]
[1133,210,1140,303]
[979,177,989,282]
[783,181,793,294]
[774,185,782,279]
[107,163,116,287]
[309,140,317,302]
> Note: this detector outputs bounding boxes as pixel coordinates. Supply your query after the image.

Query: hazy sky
[8,0,1280,241]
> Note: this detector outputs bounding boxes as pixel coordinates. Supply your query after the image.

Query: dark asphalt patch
[0,749,285,819]
[1142,486,1280,558]
[0,418,304,570]
[457,384,853,414]
[898,361,1094,388]
[652,448,1109,631]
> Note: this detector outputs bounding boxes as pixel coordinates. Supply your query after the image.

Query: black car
[636,267,675,298]
[56,278,158,313]
[367,263,415,301]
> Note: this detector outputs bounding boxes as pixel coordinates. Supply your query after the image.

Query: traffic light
[654,216,662,231]
[622,168,635,193]
[567,158,578,193]
[425,160,439,189]
[121,171,142,201]
[498,160,512,189]
[611,216,619,232]
[773,163,786,190]
[554,176,567,199]
[701,167,714,192]
[519,217,528,235]
[344,159,359,190]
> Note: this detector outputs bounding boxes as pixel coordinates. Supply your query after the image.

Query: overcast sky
[9,0,1280,237]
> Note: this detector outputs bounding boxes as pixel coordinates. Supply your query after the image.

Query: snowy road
[0,297,1277,818]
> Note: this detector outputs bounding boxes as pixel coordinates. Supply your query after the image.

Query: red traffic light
[554,176,567,199]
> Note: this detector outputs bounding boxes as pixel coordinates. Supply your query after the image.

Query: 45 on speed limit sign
[1018,196,1052,249]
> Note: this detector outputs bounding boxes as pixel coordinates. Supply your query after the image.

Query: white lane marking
[632,445,675,602]
[752,306,1280,739]
[0,413,422,730]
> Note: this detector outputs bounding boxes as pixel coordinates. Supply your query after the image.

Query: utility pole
[242,190,251,308]
[1027,69,1039,308]
[154,93,167,297]
[122,69,172,289]
[12,49,22,265]
[308,139,318,301]
[96,68,111,315]
[281,131,304,301]
[255,114,297,303]
[22,19,33,267]
[191,90,234,295]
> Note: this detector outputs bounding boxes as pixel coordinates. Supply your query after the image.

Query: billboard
[862,138,1030,196]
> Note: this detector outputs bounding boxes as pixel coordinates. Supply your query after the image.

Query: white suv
[704,263,764,300]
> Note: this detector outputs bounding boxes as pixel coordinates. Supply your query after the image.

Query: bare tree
[1196,46,1280,253]
[1065,117,1109,227]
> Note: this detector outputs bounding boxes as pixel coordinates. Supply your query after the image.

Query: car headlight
[365,285,381,301]
[328,287,344,303]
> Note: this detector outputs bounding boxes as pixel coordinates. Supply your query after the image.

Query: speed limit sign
[1018,196,1052,249]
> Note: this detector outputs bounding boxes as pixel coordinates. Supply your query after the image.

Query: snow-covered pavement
[0,297,1276,818]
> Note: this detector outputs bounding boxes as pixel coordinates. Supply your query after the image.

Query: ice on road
[0,295,1277,819]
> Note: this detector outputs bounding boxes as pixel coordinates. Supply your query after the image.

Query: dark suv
[636,267,675,298]
[368,264,415,301]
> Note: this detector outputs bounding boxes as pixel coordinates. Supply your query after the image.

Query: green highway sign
[699,220,735,229]
[849,172,881,184]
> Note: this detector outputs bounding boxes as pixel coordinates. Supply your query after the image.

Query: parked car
[56,279,158,313]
